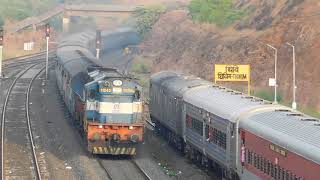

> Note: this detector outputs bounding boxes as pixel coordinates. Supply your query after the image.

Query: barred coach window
[186,115,203,136]
[205,125,226,149]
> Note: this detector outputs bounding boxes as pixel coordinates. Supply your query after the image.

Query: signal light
[0,29,3,46]
[0,36,3,46]
[96,30,101,49]
[45,24,50,37]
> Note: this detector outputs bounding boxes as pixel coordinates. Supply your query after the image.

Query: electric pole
[287,42,297,110]
[0,28,3,78]
[45,23,50,80]
[266,44,278,104]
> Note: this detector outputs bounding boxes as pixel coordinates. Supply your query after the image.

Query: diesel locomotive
[55,31,144,155]
[150,71,320,179]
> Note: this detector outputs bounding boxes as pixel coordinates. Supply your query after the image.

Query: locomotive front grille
[92,146,136,155]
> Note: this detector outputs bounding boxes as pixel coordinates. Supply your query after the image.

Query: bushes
[188,0,246,27]
[134,5,166,37]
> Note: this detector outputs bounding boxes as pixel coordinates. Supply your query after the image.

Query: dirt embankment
[140,0,320,112]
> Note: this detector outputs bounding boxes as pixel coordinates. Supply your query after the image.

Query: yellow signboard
[215,64,250,82]
[214,64,251,95]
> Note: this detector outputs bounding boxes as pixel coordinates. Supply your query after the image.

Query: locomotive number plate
[100,88,112,93]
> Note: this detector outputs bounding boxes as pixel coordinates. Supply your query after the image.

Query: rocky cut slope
[141,0,320,113]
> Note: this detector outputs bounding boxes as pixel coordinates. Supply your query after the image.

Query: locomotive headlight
[113,80,123,86]
[103,81,110,88]
[98,125,103,129]
[129,126,133,130]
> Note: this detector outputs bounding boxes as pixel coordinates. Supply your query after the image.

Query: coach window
[253,153,257,168]
[282,170,286,180]
[192,118,203,136]
[263,158,267,173]
[279,167,283,180]
[271,163,274,178]
[257,155,260,170]
[260,156,264,172]
[267,161,271,175]
[282,168,286,180]
[246,149,251,164]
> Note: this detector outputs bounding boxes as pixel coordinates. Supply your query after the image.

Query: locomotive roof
[240,110,320,165]
[184,85,271,123]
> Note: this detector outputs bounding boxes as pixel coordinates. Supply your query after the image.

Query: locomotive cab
[83,69,144,155]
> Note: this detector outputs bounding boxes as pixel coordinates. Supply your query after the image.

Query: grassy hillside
[0,0,64,26]
[188,0,247,27]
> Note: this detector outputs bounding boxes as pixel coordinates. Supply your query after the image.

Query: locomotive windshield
[85,78,143,124]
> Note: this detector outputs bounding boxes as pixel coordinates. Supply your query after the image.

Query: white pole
[0,45,2,78]
[287,43,296,109]
[46,36,49,80]
[267,44,278,104]
[96,48,100,59]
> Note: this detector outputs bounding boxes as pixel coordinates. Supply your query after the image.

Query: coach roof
[240,110,320,165]
[150,71,178,85]
[184,85,270,123]
[161,75,210,98]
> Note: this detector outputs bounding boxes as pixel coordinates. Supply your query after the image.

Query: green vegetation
[0,0,80,26]
[131,62,150,88]
[134,5,166,37]
[188,0,246,27]
[253,90,282,102]
[0,0,32,22]
[131,62,150,74]
[299,107,320,119]
[48,15,63,31]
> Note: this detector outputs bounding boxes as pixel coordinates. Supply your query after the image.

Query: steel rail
[97,159,114,180]
[26,64,48,180]
[0,63,43,180]
[96,158,152,180]
[131,160,152,180]
[2,50,56,64]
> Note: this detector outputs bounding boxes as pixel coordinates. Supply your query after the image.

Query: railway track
[2,50,56,65]
[0,63,46,180]
[97,158,152,180]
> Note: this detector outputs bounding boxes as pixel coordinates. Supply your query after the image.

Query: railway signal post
[96,30,101,59]
[45,23,50,80]
[0,28,3,78]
